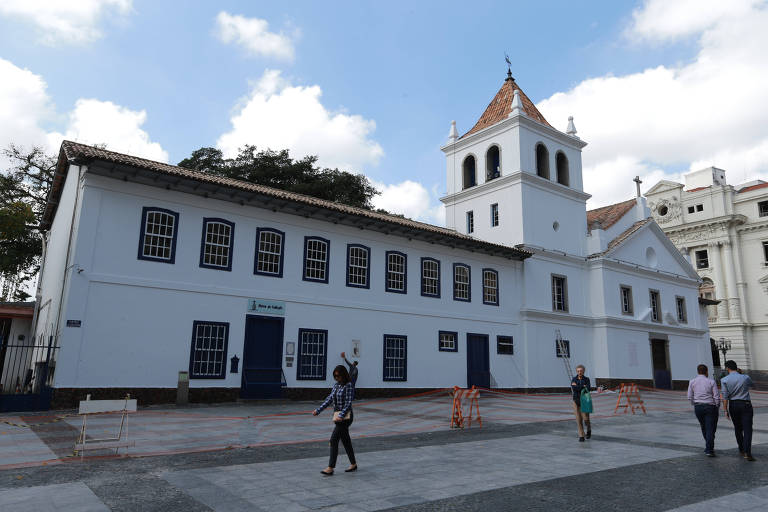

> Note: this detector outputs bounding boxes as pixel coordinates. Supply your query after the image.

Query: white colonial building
[33,73,712,406]
[646,167,768,380]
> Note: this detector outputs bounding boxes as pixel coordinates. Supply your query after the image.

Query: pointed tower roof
[462,75,552,138]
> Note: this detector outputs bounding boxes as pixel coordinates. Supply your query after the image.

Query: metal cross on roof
[634,176,642,197]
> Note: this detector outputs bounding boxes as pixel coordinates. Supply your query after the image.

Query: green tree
[0,144,56,301]
[178,146,379,209]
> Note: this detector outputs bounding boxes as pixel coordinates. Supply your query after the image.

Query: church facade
[646,168,768,380]
[33,74,712,406]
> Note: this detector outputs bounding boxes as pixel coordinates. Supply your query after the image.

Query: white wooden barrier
[74,394,137,457]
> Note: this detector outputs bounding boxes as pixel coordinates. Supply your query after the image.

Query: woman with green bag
[570,364,592,442]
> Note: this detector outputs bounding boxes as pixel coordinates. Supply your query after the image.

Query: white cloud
[217,69,384,172]
[0,58,54,159]
[537,0,768,207]
[371,180,444,224]
[0,0,133,45]
[215,11,295,60]
[627,0,761,43]
[47,99,168,162]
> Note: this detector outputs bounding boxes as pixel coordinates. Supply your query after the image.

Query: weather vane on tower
[505,53,514,81]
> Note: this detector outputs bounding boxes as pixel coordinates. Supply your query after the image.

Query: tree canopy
[178,146,379,210]
[0,144,56,301]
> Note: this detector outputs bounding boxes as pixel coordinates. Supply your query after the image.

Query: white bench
[74,394,137,456]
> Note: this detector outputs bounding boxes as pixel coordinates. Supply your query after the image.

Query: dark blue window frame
[137,206,179,264]
[296,328,328,380]
[383,334,407,381]
[482,268,500,306]
[189,320,229,379]
[254,227,285,278]
[385,250,408,294]
[556,339,571,358]
[302,236,330,284]
[453,263,471,302]
[346,243,371,289]
[439,330,459,352]
[497,335,513,355]
[199,217,235,271]
[420,257,441,298]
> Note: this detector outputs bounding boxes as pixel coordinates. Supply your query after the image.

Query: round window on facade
[658,205,668,216]
[646,247,658,268]
[553,221,560,231]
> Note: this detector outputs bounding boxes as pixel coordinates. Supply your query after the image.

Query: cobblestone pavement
[0,389,767,511]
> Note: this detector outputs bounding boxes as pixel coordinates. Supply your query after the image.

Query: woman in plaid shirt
[313,365,357,475]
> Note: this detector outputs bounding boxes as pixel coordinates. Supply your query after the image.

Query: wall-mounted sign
[66,320,82,327]
[247,299,285,316]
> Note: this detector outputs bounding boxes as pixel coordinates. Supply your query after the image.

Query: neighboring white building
[646,168,768,380]
[34,73,712,407]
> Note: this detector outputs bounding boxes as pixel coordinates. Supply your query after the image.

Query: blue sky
[2,0,767,222]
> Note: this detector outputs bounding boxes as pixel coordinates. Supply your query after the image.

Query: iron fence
[0,333,58,396]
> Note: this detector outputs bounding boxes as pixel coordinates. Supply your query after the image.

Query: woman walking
[571,364,592,442]
[313,365,357,475]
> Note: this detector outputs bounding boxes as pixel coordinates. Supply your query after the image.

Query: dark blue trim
[385,250,408,294]
[438,330,459,352]
[490,203,499,227]
[382,334,407,381]
[137,207,179,264]
[346,243,371,289]
[556,339,570,358]
[497,335,513,355]
[254,227,285,278]
[482,268,500,306]
[302,236,330,284]
[189,320,229,379]
[453,263,471,302]
[466,211,474,234]
[199,217,235,271]
[420,257,441,298]
[296,328,328,380]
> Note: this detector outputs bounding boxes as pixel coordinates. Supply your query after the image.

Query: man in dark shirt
[341,352,358,387]
[721,360,756,461]
[571,364,591,442]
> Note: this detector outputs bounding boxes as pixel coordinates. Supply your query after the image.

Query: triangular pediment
[645,180,683,196]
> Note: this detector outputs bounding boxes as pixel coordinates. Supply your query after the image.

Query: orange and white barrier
[450,386,482,428]
[614,383,646,415]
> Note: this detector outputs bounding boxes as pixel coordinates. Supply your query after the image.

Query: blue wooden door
[466,333,490,388]
[241,315,284,399]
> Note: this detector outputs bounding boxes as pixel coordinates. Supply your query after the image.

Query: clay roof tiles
[585,198,636,232]
[462,77,552,138]
[45,141,531,261]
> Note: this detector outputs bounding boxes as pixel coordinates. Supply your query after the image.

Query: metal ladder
[556,329,573,380]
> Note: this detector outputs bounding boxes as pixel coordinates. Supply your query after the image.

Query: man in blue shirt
[720,360,756,461]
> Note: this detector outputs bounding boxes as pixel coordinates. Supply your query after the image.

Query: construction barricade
[450,386,482,428]
[614,383,646,415]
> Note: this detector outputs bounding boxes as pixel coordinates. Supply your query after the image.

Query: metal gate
[0,332,59,413]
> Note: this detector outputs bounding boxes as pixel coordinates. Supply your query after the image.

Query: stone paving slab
[159,432,690,511]
[666,484,768,511]
[0,482,108,511]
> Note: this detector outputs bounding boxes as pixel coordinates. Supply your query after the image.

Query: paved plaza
[0,388,766,510]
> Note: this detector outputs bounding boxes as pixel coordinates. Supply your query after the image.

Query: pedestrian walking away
[720,360,757,461]
[313,365,358,475]
[687,364,720,456]
[571,364,592,442]
[341,351,359,387]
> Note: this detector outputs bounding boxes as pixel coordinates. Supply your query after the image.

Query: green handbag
[580,388,593,414]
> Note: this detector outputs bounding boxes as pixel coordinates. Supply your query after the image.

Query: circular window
[553,221,560,231]
[645,247,658,268]
[658,205,668,216]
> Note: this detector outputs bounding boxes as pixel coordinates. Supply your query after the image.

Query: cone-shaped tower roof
[462,75,552,138]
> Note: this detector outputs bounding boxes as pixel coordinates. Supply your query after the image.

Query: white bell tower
[440,71,590,255]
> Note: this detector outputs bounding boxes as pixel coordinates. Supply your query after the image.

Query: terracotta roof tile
[462,78,552,138]
[737,182,768,193]
[586,198,636,232]
[45,141,532,261]
[684,186,710,192]
[587,217,652,259]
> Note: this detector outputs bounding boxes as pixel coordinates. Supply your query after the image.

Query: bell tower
[440,71,590,255]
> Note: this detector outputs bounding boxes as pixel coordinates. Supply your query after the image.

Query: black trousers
[729,400,754,455]
[329,410,356,468]
[693,403,718,453]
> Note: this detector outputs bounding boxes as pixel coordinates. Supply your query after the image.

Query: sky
[2,0,768,225]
